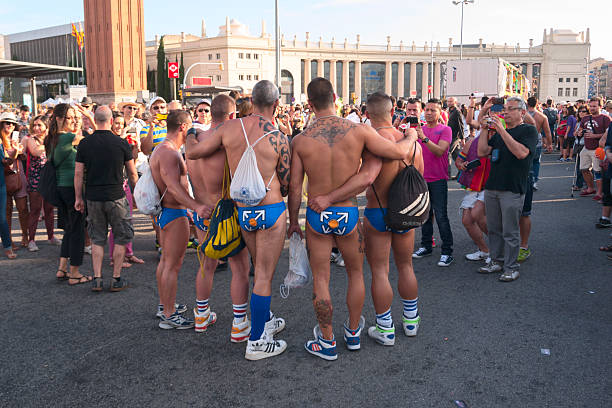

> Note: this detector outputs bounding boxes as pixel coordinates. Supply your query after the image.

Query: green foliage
[156,37,170,100]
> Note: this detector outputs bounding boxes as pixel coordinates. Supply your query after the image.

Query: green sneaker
[517,247,531,263]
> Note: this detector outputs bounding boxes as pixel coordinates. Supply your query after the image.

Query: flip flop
[125,255,145,264]
[56,269,68,281]
[67,275,93,285]
[598,245,612,252]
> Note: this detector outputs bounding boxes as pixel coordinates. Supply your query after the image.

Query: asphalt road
[1,154,611,408]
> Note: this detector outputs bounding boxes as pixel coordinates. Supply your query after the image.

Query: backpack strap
[238,118,278,189]
[402,140,418,168]
[370,184,385,217]
[238,118,250,147]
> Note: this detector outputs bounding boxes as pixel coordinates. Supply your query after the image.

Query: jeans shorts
[87,197,134,246]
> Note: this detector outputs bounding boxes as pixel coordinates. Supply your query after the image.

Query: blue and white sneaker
[402,314,420,337]
[305,325,338,361]
[156,303,187,318]
[367,323,395,346]
[343,315,365,351]
[158,311,195,330]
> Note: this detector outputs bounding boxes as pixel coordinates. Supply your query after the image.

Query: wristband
[457,151,468,161]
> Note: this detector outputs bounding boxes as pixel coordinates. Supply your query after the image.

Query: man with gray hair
[476,96,538,282]
[186,80,289,360]
[75,105,139,292]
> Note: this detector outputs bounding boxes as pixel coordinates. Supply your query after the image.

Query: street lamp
[275,0,280,89]
[452,0,474,60]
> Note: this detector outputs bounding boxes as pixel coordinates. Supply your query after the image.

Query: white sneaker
[48,237,62,246]
[499,269,520,282]
[264,312,286,336]
[84,245,92,255]
[465,250,489,261]
[245,332,287,361]
[231,317,251,343]
[330,252,345,267]
[28,241,39,252]
[402,314,421,337]
[478,261,503,274]
[194,308,217,333]
[367,324,395,346]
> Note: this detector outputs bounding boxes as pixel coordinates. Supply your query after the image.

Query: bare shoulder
[301,117,358,147]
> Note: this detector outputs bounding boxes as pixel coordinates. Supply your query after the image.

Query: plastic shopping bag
[133,160,165,216]
[280,233,312,298]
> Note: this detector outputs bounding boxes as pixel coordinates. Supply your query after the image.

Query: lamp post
[452,0,474,60]
[275,0,281,89]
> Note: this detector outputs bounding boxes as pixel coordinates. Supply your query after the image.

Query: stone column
[385,61,392,95]
[317,59,324,78]
[303,59,311,93]
[398,62,405,98]
[354,61,362,104]
[409,62,417,97]
[527,63,534,86]
[433,62,441,99]
[421,62,429,99]
[330,60,337,93]
[342,60,349,99]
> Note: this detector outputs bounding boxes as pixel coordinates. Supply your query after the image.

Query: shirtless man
[362,92,424,345]
[186,80,289,360]
[185,95,252,341]
[150,110,211,329]
[287,78,417,361]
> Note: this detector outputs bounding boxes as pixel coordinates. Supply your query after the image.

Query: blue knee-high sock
[249,293,271,341]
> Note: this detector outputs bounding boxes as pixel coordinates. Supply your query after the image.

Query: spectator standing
[526,97,553,191]
[192,99,212,131]
[477,97,538,282]
[26,115,60,251]
[17,105,30,139]
[573,106,590,191]
[543,99,559,145]
[45,104,90,285]
[74,106,138,292]
[0,113,21,259]
[597,120,612,228]
[562,105,578,161]
[446,97,464,179]
[412,99,454,267]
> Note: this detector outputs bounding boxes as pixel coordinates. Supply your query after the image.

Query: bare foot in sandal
[125,255,145,264]
[68,274,93,285]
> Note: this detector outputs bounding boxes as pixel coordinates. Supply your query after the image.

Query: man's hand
[74,197,85,213]
[195,204,212,220]
[490,115,505,134]
[287,223,303,240]
[415,121,425,140]
[308,195,332,213]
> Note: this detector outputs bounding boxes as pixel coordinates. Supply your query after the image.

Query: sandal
[125,255,144,264]
[598,244,612,252]
[91,277,103,292]
[5,249,17,259]
[56,269,68,281]
[68,274,93,285]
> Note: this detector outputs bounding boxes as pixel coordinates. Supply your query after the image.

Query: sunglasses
[151,105,166,111]
[125,106,138,110]
[578,110,587,113]
[198,108,210,113]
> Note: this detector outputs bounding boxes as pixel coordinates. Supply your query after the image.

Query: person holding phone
[577,97,610,201]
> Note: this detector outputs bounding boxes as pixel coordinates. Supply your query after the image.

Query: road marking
[532,198,577,204]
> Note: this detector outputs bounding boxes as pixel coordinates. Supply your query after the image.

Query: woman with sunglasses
[573,106,590,191]
[0,112,22,259]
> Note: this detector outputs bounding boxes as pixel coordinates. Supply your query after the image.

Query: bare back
[366,128,424,208]
[217,115,290,206]
[293,116,366,206]
[150,141,190,209]
[187,127,226,208]
[530,109,547,133]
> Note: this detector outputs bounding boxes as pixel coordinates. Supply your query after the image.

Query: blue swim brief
[193,213,209,232]
[238,201,286,232]
[154,207,190,230]
[364,208,413,234]
[306,206,359,236]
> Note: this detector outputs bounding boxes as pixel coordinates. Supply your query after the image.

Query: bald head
[94,105,113,130]
[168,100,183,111]
[211,95,236,122]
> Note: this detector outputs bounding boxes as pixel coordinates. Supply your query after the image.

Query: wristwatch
[422,137,430,144]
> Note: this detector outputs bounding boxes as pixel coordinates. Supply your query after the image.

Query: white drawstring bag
[230,118,276,206]
[280,233,312,298]
[134,160,166,216]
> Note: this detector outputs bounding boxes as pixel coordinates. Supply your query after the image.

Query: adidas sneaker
[367,323,395,346]
[305,325,338,361]
[343,315,365,350]
[245,332,287,361]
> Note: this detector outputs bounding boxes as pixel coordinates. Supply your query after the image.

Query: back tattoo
[302,117,356,147]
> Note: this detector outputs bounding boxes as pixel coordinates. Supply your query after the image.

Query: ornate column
[355,60,362,104]
[303,58,311,93]
[342,60,349,99]
[409,62,417,97]
[421,62,429,99]
[330,60,337,93]
[433,62,441,99]
[527,63,534,86]
[385,61,392,95]
[317,59,324,78]
[398,62,405,98]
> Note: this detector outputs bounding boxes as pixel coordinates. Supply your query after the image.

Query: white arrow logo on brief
[242,210,252,221]
[254,210,265,221]
[320,211,332,222]
[337,212,349,223]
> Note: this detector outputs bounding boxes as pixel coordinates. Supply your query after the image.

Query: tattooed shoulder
[302,117,357,147]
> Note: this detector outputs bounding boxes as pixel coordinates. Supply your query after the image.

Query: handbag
[4,160,22,195]
[38,148,68,207]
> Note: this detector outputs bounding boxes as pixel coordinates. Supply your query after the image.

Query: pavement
[1,154,611,408]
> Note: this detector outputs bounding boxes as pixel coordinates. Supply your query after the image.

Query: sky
[1,0,610,60]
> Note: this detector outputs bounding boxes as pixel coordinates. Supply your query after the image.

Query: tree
[156,36,170,100]
[179,52,185,87]
[147,65,156,92]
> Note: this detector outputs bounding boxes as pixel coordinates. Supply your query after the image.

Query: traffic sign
[192,77,212,86]
[410,90,417,97]
[168,62,179,79]
[428,85,432,93]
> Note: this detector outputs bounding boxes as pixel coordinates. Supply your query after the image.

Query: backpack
[543,108,558,130]
[230,118,277,206]
[373,142,430,230]
[133,160,166,216]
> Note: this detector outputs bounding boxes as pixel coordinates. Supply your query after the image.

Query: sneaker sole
[158,322,194,330]
[367,329,395,346]
[304,344,338,361]
[231,334,250,343]
[245,343,287,361]
[437,262,453,267]
[412,252,432,259]
[110,286,128,292]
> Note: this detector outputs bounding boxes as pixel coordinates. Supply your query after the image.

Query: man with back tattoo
[288,77,418,361]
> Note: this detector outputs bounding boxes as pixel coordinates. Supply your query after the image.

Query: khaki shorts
[579,148,601,172]
[86,197,134,246]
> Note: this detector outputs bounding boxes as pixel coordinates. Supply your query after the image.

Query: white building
[146,20,590,105]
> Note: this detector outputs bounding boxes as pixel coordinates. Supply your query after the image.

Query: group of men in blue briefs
[149,78,422,361]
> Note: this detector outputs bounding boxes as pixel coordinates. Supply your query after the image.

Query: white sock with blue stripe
[233,303,247,322]
[196,299,209,314]
[376,308,393,328]
[402,297,418,319]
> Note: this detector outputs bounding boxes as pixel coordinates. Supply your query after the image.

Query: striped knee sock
[402,297,418,319]
[376,308,393,328]
[233,303,247,322]
[196,299,209,314]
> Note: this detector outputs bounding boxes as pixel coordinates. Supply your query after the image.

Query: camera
[156,113,168,121]
[490,97,505,105]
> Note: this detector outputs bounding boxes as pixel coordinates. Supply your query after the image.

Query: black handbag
[39,149,68,207]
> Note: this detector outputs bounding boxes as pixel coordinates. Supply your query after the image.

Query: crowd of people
[1,77,611,362]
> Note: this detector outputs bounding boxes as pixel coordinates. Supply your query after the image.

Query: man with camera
[577,97,610,201]
[477,97,538,282]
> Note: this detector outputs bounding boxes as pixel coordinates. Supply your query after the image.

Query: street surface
[1,154,610,407]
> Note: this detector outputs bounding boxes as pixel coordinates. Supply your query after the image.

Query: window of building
[254,75,259,80]
[573,88,578,96]
[247,75,252,80]
[239,74,244,80]
[239,53,244,59]
[216,75,221,81]
[574,78,578,82]
[565,88,570,96]
[558,88,563,97]
[559,78,563,83]
[208,54,212,60]
[246,53,251,59]
[566,78,570,82]
[216,53,221,59]
[254,54,259,60]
